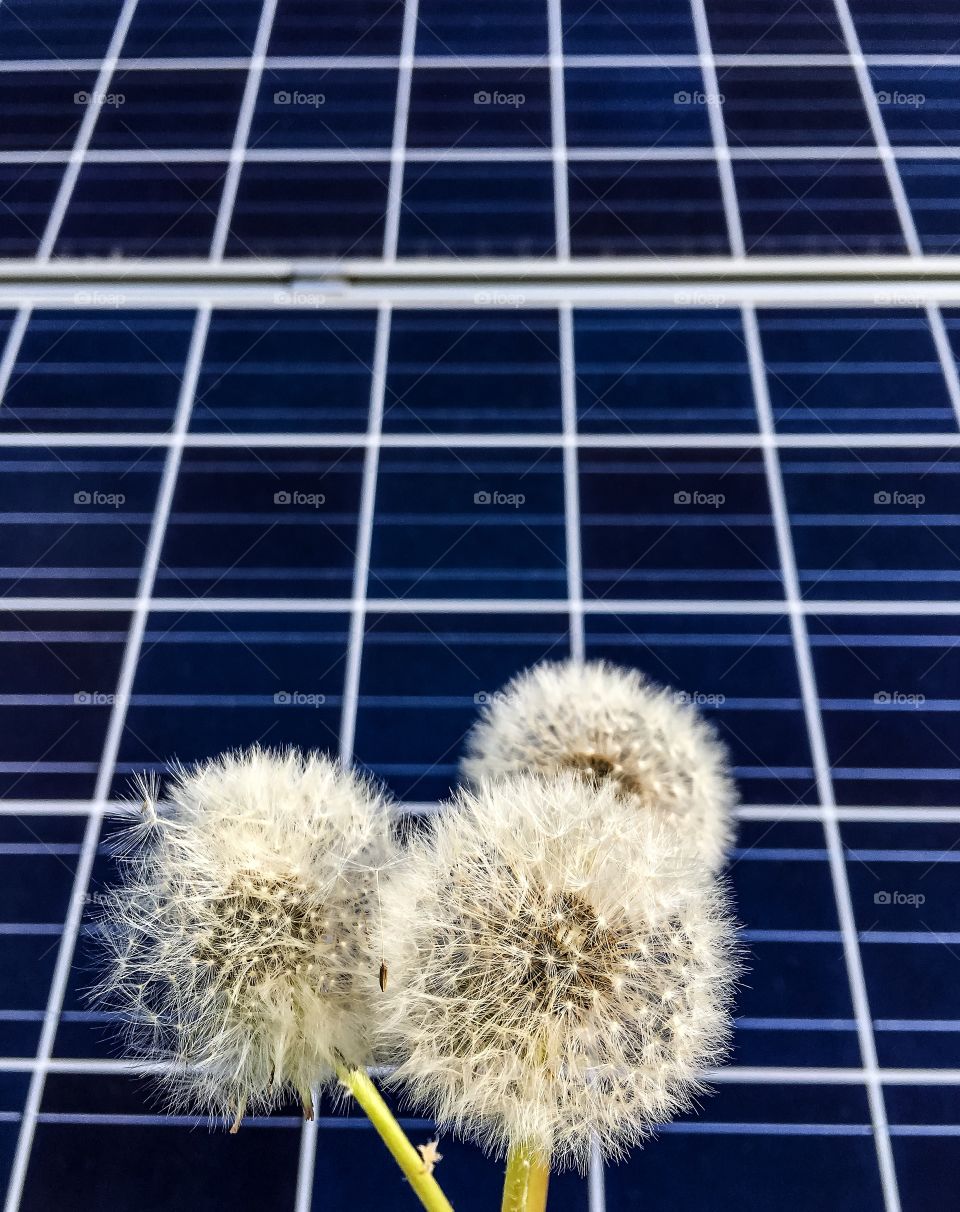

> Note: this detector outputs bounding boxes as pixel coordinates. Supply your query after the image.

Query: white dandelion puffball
[462,660,736,871]
[381,772,739,1170]
[94,747,396,1127]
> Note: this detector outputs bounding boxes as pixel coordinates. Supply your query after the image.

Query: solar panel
[0,2,958,1212]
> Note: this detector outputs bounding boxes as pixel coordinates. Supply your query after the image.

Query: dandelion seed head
[93,747,396,1123]
[463,660,736,871]
[381,772,739,1170]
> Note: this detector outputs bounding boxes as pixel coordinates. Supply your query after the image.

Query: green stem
[501,1142,550,1212]
[336,1063,455,1212]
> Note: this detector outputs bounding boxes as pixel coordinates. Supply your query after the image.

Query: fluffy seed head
[93,747,396,1123]
[463,660,736,871]
[381,772,739,1170]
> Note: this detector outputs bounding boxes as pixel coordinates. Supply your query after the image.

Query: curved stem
[336,1063,455,1212]
[501,1142,550,1212]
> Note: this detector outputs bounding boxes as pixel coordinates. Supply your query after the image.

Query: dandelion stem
[501,1142,550,1212]
[335,1063,455,1212]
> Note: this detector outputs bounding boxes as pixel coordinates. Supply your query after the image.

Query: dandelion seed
[381,772,740,1171]
[463,660,736,872]
[92,746,397,1127]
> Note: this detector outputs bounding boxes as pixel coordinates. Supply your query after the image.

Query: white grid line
[6,52,960,72]
[690,0,746,258]
[4,431,960,450]
[14,144,960,165]
[1,304,212,1212]
[4,52,960,69]
[558,303,585,661]
[0,598,958,616]
[34,0,141,262]
[209,0,280,261]
[547,0,571,261]
[382,0,419,262]
[743,303,902,1212]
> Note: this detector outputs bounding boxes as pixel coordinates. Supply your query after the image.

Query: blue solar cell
[226,161,389,257]
[0,163,64,257]
[861,943,960,1067]
[898,160,960,254]
[415,0,548,54]
[573,309,757,433]
[719,68,873,148]
[192,310,378,434]
[704,0,846,52]
[354,613,571,801]
[606,1125,884,1211]
[89,70,246,149]
[0,72,93,152]
[564,69,712,148]
[3,310,194,433]
[781,447,960,602]
[757,309,955,433]
[0,853,78,923]
[157,447,363,599]
[568,161,730,256]
[850,0,960,54]
[249,69,399,149]
[733,824,839,931]
[561,0,696,54]
[55,161,227,257]
[121,0,263,58]
[579,447,781,600]
[369,447,566,599]
[383,309,562,433]
[114,612,349,787]
[406,68,551,149]
[268,0,405,57]
[734,159,905,256]
[0,612,128,800]
[21,1111,301,1212]
[870,69,960,147]
[585,613,815,805]
[397,160,555,256]
[0,446,163,599]
[0,0,122,59]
